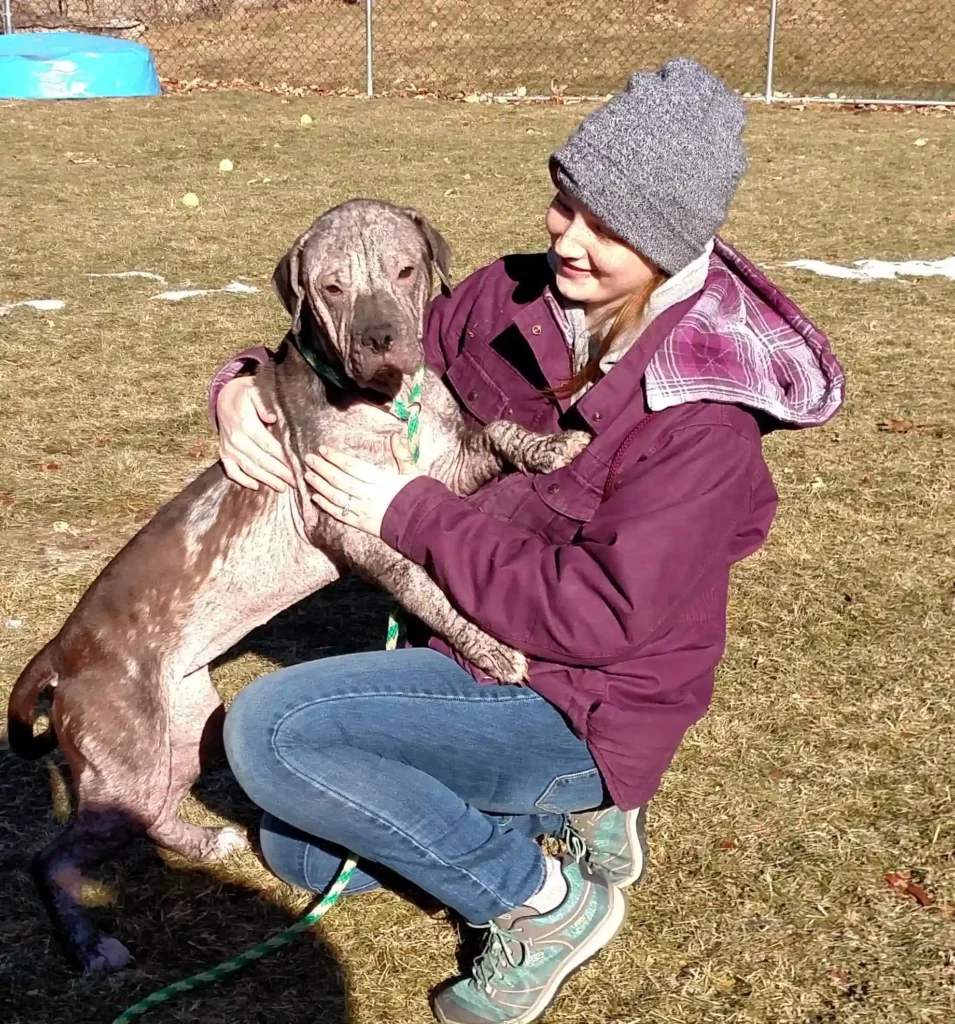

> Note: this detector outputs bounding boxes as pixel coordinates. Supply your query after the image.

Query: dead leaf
[719,838,738,850]
[0,492,14,507]
[186,443,208,459]
[38,460,60,471]
[877,418,915,433]
[828,968,850,987]
[884,871,934,906]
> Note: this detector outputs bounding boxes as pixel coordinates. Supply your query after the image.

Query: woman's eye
[398,266,415,279]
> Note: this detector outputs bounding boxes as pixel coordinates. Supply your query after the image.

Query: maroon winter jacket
[210,239,845,809]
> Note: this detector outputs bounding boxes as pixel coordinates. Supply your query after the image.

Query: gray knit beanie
[550,58,747,275]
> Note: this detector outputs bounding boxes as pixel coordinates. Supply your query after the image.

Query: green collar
[289,331,353,392]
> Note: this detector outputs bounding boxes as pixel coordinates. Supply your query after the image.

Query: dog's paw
[520,430,592,475]
[480,644,529,685]
[82,935,132,973]
[211,826,249,860]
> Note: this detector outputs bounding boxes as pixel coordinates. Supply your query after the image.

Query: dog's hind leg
[31,803,141,972]
[146,667,248,862]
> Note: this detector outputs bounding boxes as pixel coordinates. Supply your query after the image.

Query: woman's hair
[555,271,667,398]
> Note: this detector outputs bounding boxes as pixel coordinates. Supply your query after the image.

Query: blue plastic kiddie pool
[0,31,161,99]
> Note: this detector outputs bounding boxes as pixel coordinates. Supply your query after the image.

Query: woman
[212,58,844,1024]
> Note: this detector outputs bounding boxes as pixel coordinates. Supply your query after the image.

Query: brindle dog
[7,200,589,972]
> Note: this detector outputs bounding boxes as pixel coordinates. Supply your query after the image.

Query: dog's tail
[7,649,59,759]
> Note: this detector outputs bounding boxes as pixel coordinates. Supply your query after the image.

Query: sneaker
[561,805,648,889]
[432,856,627,1024]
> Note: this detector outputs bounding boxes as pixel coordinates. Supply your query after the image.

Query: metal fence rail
[4,0,954,105]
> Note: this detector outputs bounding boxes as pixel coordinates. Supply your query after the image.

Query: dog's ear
[404,209,453,297]
[271,234,308,335]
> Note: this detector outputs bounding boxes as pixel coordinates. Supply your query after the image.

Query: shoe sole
[613,805,649,889]
[433,885,629,1024]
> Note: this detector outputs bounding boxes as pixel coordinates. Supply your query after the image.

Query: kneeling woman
[212,58,844,1024]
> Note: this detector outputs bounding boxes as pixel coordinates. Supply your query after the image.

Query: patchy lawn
[0,94,953,1024]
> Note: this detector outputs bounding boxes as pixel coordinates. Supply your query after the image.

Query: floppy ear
[271,234,308,334]
[404,209,453,297]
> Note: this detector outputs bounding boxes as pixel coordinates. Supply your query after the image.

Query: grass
[1,93,955,1024]
[16,0,955,101]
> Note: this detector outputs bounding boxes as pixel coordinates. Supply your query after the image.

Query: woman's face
[546,192,659,316]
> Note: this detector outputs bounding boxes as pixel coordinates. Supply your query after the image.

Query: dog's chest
[315,400,448,473]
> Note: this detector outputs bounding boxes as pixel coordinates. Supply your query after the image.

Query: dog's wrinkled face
[273,200,451,396]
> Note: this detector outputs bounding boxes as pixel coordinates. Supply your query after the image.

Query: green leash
[111,365,426,1024]
[385,363,424,650]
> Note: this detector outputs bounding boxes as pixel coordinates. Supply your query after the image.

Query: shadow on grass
[0,579,395,1024]
[0,741,351,1024]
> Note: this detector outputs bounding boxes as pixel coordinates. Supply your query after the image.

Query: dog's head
[272,199,451,396]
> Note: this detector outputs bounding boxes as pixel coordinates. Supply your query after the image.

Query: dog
[7,199,590,972]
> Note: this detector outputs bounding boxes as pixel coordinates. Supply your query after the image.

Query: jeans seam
[269,718,537,914]
[535,767,602,814]
[273,689,543,737]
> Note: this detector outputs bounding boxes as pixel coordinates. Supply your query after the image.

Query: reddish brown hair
[554,271,667,398]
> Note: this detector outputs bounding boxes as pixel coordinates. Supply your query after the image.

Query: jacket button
[547,483,560,494]
[467,390,478,401]
[592,411,602,422]
[531,324,542,335]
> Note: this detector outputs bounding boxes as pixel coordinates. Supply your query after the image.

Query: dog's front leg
[435,421,591,497]
[483,421,592,476]
[338,528,527,684]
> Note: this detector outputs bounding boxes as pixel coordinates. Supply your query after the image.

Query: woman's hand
[304,434,423,537]
[217,376,295,492]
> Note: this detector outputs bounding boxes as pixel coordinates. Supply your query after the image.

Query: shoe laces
[559,819,591,866]
[471,919,526,993]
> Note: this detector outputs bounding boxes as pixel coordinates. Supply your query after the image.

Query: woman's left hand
[304,433,424,538]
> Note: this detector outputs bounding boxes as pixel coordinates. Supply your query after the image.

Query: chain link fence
[4,0,954,103]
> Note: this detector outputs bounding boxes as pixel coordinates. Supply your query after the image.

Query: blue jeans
[223,648,605,924]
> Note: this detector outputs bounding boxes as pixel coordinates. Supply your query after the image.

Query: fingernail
[319,446,328,456]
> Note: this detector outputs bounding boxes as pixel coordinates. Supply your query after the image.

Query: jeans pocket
[534,768,604,815]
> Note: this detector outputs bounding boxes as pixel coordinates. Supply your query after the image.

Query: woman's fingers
[308,447,382,485]
[224,435,292,492]
[303,470,349,509]
[390,432,416,473]
[249,387,278,424]
[242,425,295,486]
[222,458,260,491]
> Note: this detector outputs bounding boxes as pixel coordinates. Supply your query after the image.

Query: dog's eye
[325,283,343,296]
[398,266,415,279]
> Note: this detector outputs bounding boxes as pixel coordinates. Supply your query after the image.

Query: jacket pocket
[534,767,604,814]
[445,349,508,425]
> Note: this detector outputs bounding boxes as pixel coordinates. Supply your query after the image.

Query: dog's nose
[360,324,396,353]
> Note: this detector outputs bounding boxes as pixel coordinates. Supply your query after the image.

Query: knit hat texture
[550,57,748,274]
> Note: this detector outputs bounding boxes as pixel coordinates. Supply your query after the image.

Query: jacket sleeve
[380,423,761,666]
[208,346,273,430]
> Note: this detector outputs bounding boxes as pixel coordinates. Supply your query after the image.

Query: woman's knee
[222,671,308,800]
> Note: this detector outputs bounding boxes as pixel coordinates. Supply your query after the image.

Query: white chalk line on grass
[782,256,955,281]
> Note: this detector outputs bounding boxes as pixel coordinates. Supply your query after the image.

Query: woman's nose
[554,215,588,258]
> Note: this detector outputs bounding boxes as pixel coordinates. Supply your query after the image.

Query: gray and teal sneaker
[561,805,648,889]
[432,856,627,1024]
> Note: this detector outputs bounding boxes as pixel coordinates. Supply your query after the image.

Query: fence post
[764,0,779,103]
[365,0,374,97]
[1,0,14,35]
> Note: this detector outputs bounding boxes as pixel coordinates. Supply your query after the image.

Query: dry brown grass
[16,0,955,100]
[1,94,955,1024]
